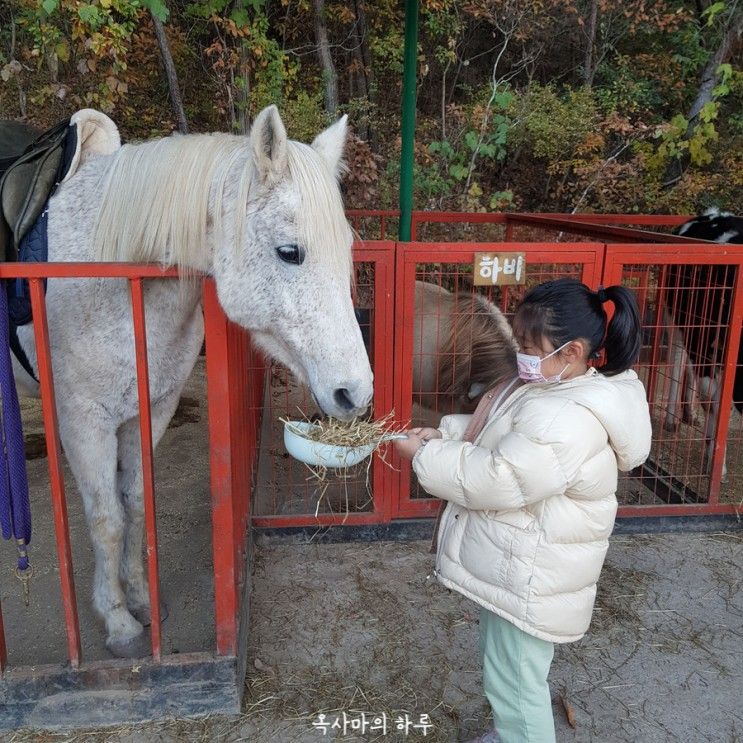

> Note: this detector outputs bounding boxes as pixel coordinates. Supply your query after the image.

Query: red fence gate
[391,241,605,519]
[255,216,742,526]
[603,243,743,517]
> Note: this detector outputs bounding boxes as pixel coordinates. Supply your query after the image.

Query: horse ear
[311,114,348,179]
[250,105,288,183]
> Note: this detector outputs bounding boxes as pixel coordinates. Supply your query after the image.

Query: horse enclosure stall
[0,212,740,729]
[260,212,742,525]
[0,266,260,728]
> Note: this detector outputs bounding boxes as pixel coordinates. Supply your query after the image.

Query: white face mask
[516,341,571,383]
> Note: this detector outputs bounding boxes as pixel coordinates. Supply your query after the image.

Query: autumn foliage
[1,0,740,214]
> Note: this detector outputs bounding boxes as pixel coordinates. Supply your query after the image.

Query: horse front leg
[117,388,182,627]
[60,415,146,657]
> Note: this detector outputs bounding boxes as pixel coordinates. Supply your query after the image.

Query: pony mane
[93,132,352,274]
[438,293,517,399]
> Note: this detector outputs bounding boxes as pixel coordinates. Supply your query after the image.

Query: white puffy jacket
[413,368,651,644]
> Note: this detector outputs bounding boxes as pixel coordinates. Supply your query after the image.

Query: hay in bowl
[282,414,407,469]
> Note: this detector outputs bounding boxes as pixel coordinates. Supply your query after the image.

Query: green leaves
[41,0,60,14]
[489,190,513,210]
[78,4,103,28]
[712,63,733,98]
[142,0,170,22]
[231,8,249,27]
[702,1,727,26]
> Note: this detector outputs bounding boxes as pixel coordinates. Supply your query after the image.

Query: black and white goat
[667,209,743,482]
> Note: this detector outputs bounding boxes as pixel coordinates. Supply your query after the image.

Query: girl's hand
[394,432,423,460]
[393,428,441,460]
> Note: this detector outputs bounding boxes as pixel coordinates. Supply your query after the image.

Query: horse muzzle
[311,378,373,421]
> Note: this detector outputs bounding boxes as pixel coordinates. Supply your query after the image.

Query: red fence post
[707,266,743,500]
[202,279,239,656]
[28,278,82,667]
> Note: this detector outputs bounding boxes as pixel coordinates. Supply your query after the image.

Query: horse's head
[212,106,372,420]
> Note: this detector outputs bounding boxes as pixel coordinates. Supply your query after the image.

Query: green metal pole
[399,0,418,241]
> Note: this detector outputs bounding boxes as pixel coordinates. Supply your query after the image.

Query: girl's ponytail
[599,285,642,376]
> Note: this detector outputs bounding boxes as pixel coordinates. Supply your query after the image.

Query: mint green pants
[479,607,556,743]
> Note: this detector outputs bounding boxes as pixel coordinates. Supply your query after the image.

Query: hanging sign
[473,252,526,286]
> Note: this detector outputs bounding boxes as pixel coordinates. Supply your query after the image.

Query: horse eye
[275,244,305,265]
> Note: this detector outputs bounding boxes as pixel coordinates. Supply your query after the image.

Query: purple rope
[0,281,31,570]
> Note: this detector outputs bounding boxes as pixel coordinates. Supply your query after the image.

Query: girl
[394,278,652,743]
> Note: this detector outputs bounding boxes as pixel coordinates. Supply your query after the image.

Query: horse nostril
[333,388,355,411]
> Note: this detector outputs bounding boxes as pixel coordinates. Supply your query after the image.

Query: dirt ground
[2,356,742,741]
[3,529,742,743]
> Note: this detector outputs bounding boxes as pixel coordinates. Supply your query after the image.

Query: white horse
[12,106,373,657]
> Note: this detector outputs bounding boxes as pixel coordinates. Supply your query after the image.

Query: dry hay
[281,411,407,520]
[282,410,404,449]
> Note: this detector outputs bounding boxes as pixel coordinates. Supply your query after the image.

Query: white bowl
[283,421,377,469]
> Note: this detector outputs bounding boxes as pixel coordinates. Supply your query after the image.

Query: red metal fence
[258,214,741,525]
[391,241,605,519]
[0,264,257,723]
[603,243,743,517]
[0,212,739,724]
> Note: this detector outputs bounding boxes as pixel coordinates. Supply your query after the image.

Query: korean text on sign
[474,252,526,286]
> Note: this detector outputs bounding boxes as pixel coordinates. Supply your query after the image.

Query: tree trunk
[45,49,59,84]
[687,12,743,123]
[151,12,189,134]
[349,0,372,139]
[312,0,339,116]
[583,0,598,87]
[9,15,27,118]
[354,0,373,87]
[664,11,743,186]
[235,0,251,134]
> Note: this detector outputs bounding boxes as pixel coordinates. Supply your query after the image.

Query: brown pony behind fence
[413,281,518,416]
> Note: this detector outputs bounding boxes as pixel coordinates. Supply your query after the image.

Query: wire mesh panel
[604,244,743,517]
[251,242,396,528]
[392,242,605,518]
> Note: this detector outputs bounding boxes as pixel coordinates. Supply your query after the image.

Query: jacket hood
[558,368,652,471]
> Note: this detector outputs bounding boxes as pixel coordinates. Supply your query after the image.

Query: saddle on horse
[0,109,121,378]
[1,109,121,263]
[0,119,75,265]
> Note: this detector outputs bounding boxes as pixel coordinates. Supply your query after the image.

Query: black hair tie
[597,286,609,304]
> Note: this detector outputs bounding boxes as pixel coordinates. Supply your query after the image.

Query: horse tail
[437,293,518,402]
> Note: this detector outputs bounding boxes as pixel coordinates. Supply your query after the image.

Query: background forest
[1,0,741,214]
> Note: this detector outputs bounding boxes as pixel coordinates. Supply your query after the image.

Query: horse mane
[437,293,518,399]
[93,133,352,275]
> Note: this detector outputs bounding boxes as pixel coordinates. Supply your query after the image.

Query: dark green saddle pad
[0,119,74,262]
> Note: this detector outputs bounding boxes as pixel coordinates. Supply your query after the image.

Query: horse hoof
[106,631,150,659]
[130,601,169,627]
